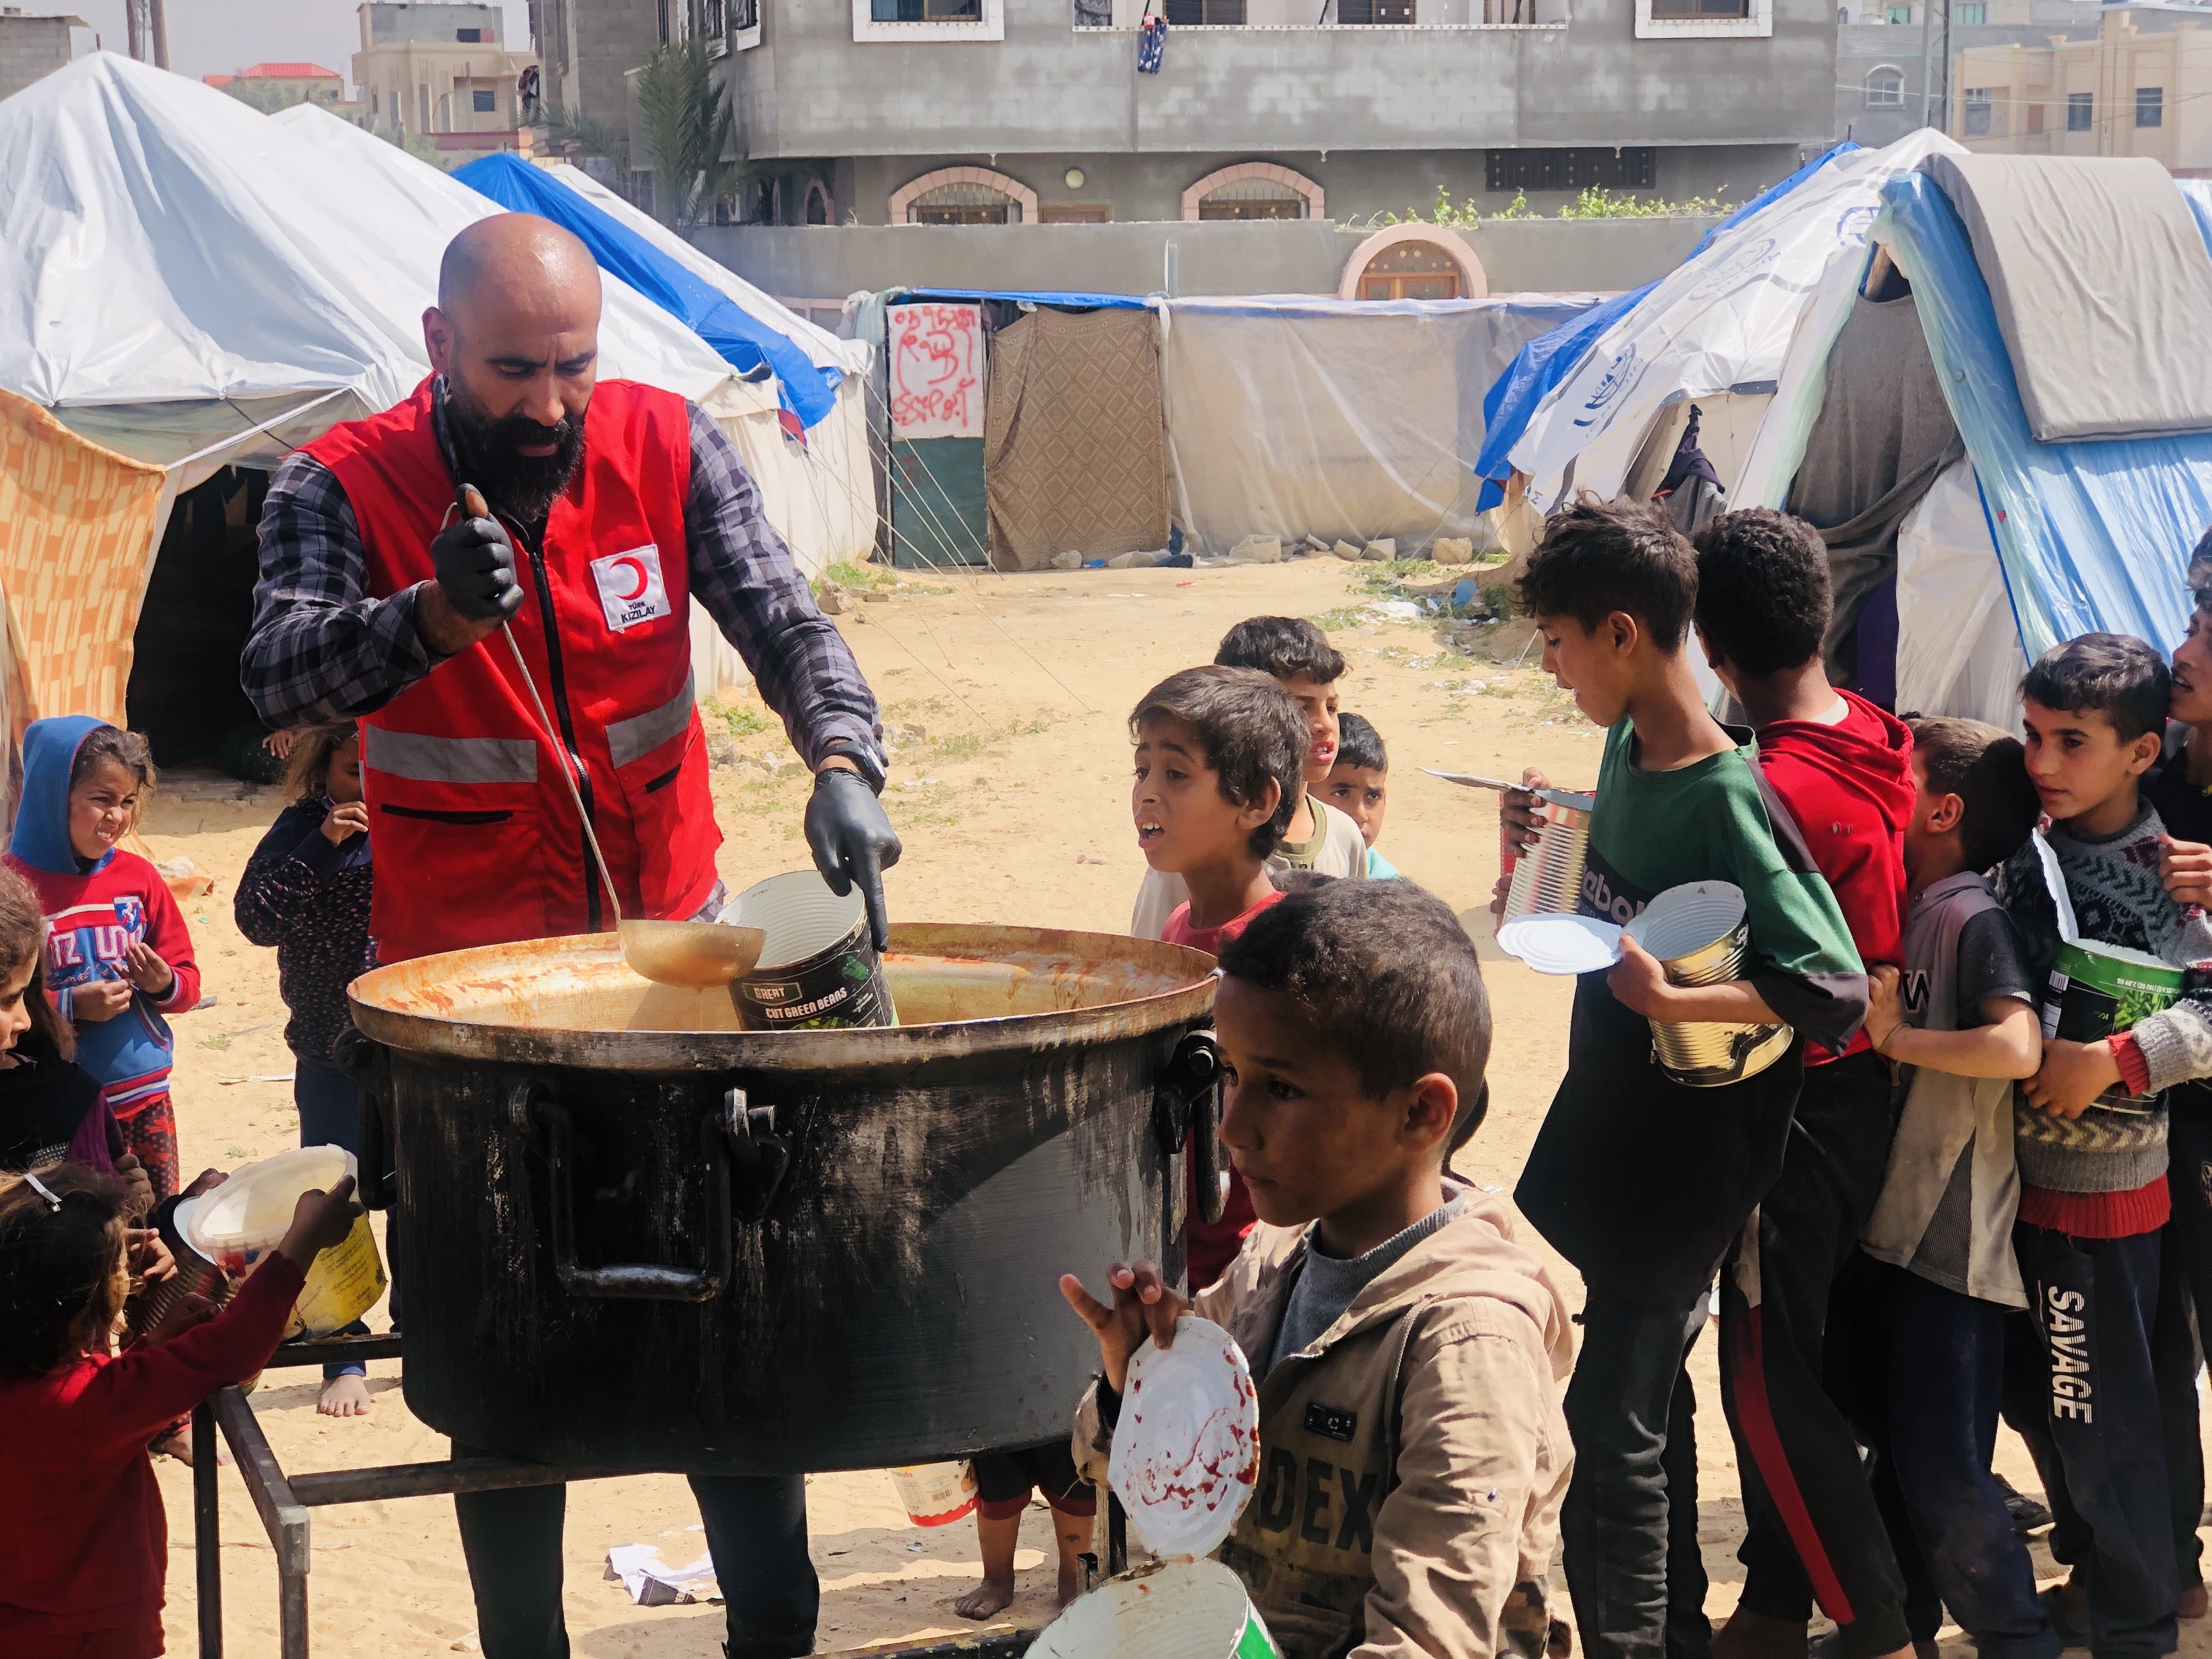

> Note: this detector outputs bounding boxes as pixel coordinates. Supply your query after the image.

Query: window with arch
[911,180,1012,223]
[1201,179,1303,219]
[1358,239,1464,300]
[805,179,834,224]
[891,167,1036,224]
[1183,163,1324,222]
[1865,66,1905,106]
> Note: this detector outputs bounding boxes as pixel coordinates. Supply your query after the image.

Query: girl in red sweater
[0,1164,359,1657]
[3,719,201,1201]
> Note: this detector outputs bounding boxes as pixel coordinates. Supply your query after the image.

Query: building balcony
[724,0,1835,160]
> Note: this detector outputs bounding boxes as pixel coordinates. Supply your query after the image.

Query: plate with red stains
[1108,1314,1261,1558]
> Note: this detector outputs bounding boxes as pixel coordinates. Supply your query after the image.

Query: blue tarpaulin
[1879,167,2212,661]
[1470,142,1861,512]
[453,154,843,430]
[906,287,1155,311]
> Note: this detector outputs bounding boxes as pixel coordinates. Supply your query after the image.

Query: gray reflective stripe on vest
[607,672,696,770]
[362,726,538,785]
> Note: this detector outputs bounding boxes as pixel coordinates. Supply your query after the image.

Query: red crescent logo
[612,555,649,602]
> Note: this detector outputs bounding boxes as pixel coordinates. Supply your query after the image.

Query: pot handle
[720,1088,791,1222]
[331,1027,394,1212]
[1151,1029,1226,1225]
[510,1082,733,1302]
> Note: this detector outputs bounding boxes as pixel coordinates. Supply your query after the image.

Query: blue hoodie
[4,718,200,1113]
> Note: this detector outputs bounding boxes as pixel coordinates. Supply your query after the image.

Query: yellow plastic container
[187,1146,385,1339]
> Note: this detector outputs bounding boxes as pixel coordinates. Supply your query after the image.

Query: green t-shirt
[1577,718,1863,1013]
[1516,716,1867,1306]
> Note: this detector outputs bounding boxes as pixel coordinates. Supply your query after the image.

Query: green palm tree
[631,38,748,228]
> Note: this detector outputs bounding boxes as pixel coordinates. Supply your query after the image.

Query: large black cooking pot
[342,923,1221,1475]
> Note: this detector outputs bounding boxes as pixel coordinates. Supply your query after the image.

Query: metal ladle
[499,624,765,988]
[452,471,765,989]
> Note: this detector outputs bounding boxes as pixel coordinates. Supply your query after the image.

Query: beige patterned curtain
[983,307,1167,571]
[0,387,170,733]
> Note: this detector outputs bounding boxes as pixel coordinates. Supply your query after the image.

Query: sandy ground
[140,556,2210,1659]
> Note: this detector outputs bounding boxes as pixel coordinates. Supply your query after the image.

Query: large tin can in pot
[722,871,896,1031]
[343,923,1220,1476]
[1503,788,1596,923]
[1633,882,1793,1088]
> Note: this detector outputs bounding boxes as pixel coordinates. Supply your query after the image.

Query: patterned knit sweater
[1996,802,2212,1207]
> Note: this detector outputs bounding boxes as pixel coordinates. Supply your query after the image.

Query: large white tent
[1479,129,1963,550]
[1734,155,2212,729]
[0,52,821,762]
[2,55,755,485]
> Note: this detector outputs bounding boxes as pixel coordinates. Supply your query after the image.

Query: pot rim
[347,922,1220,1073]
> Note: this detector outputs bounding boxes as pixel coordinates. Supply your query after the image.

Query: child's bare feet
[149,1427,230,1468]
[318,1373,373,1417]
[953,1577,1016,1621]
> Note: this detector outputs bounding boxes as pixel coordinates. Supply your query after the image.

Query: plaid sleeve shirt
[241,398,885,781]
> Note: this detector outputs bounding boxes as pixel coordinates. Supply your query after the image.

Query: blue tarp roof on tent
[1877,166,2212,662]
[1470,141,1862,512]
[904,287,1155,311]
[453,154,843,430]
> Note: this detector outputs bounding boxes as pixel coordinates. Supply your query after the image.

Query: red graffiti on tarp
[889,302,983,439]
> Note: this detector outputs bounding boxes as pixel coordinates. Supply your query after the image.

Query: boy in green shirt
[1508,498,1870,1659]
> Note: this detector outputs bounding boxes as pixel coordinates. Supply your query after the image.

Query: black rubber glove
[804,766,901,952]
[433,483,524,624]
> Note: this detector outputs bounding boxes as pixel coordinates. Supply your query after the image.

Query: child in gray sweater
[1995,634,2212,1659]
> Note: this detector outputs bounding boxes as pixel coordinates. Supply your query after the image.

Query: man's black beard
[445,377,588,523]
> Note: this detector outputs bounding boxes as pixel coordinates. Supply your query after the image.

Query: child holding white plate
[1062,879,1573,1659]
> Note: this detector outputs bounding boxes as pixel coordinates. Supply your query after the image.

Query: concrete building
[1950,2,2212,168]
[528,0,661,132]
[0,7,81,101]
[535,0,1837,296]
[204,60,355,115]
[354,1,536,159]
[1835,0,2101,144]
[712,0,1838,239]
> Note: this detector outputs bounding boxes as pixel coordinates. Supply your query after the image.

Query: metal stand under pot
[188,1331,1134,1659]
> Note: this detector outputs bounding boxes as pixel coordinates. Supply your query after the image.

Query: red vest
[306,377,721,964]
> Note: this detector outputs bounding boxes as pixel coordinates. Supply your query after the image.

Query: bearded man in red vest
[242,214,898,1659]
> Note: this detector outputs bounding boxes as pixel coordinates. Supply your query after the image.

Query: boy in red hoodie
[1692,509,1918,1659]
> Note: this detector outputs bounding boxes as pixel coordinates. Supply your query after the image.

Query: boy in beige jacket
[1063,879,1575,1659]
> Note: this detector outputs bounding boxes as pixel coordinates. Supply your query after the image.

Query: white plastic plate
[1108,1315,1261,1559]
[1498,912,1624,975]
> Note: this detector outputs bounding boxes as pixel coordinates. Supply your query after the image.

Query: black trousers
[1723,1053,1912,1659]
[2153,1097,2212,1593]
[1561,1290,1712,1659]
[1827,1255,2059,1659]
[453,1451,818,1659]
[2004,1224,2179,1659]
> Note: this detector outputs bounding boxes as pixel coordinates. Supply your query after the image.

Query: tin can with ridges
[1503,789,1596,924]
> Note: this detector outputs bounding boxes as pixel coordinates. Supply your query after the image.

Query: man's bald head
[424,214,603,518]
[437,212,601,319]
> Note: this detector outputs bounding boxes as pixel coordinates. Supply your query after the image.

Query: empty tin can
[1502,788,1596,923]
[1634,882,1794,1088]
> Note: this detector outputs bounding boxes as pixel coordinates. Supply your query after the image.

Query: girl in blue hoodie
[3,719,200,1200]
